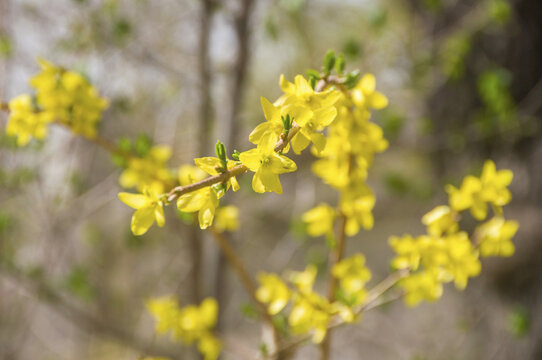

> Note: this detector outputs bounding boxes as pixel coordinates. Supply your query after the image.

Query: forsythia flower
[119,145,173,193]
[302,203,336,240]
[340,185,376,236]
[213,206,239,233]
[119,188,165,235]
[194,156,240,192]
[350,73,389,110]
[389,234,424,271]
[441,232,481,290]
[477,216,519,257]
[288,292,332,344]
[176,165,221,229]
[332,254,371,306]
[30,58,108,138]
[289,265,318,295]
[421,205,458,236]
[146,297,221,360]
[401,271,443,307]
[249,97,310,148]
[6,94,54,146]
[255,273,290,315]
[446,160,513,220]
[239,131,297,194]
[279,74,341,111]
[285,265,333,344]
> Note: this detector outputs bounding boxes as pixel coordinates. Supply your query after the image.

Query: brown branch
[320,212,347,360]
[208,226,281,356]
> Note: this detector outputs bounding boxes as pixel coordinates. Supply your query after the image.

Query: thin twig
[208,226,281,355]
[320,212,347,360]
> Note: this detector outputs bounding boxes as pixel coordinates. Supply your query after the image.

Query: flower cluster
[5,59,108,145]
[146,296,221,360]
[6,94,54,146]
[303,73,388,241]
[255,254,371,343]
[389,160,518,306]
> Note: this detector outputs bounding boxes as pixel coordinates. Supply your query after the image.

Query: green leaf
[344,70,361,89]
[323,50,336,75]
[335,54,345,74]
[135,134,152,157]
[306,69,321,79]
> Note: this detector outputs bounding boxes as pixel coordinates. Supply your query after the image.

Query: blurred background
[0,0,541,359]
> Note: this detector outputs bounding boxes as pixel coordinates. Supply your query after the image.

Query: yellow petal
[279,74,295,94]
[310,133,327,153]
[257,131,278,154]
[313,106,337,128]
[294,75,313,97]
[370,92,388,109]
[248,122,277,145]
[131,207,156,235]
[177,191,206,212]
[291,132,311,154]
[194,157,221,176]
[239,148,261,172]
[270,153,297,174]
[261,96,279,123]
[359,73,376,93]
[119,192,150,209]
[155,204,165,227]
[260,167,282,194]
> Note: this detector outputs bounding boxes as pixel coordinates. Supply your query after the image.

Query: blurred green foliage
[64,266,96,301]
[507,306,530,338]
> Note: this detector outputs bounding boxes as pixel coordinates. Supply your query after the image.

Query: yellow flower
[421,205,458,236]
[146,296,221,360]
[249,97,311,148]
[213,206,239,233]
[194,156,240,192]
[479,160,513,208]
[477,216,519,257]
[176,165,223,229]
[290,105,337,154]
[332,254,371,305]
[389,234,422,271]
[6,94,54,146]
[446,175,486,219]
[279,74,341,111]
[30,58,108,138]
[289,264,317,295]
[446,160,513,220]
[119,145,173,193]
[239,131,297,194]
[198,334,221,360]
[146,296,181,334]
[118,188,165,235]
[288,291,332,344]
[351,73,388,110]
[255,273,290,315]
[340,185,376,236]
[441,232,481,290]
[401,270,443,307]
[301,204,336,239]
